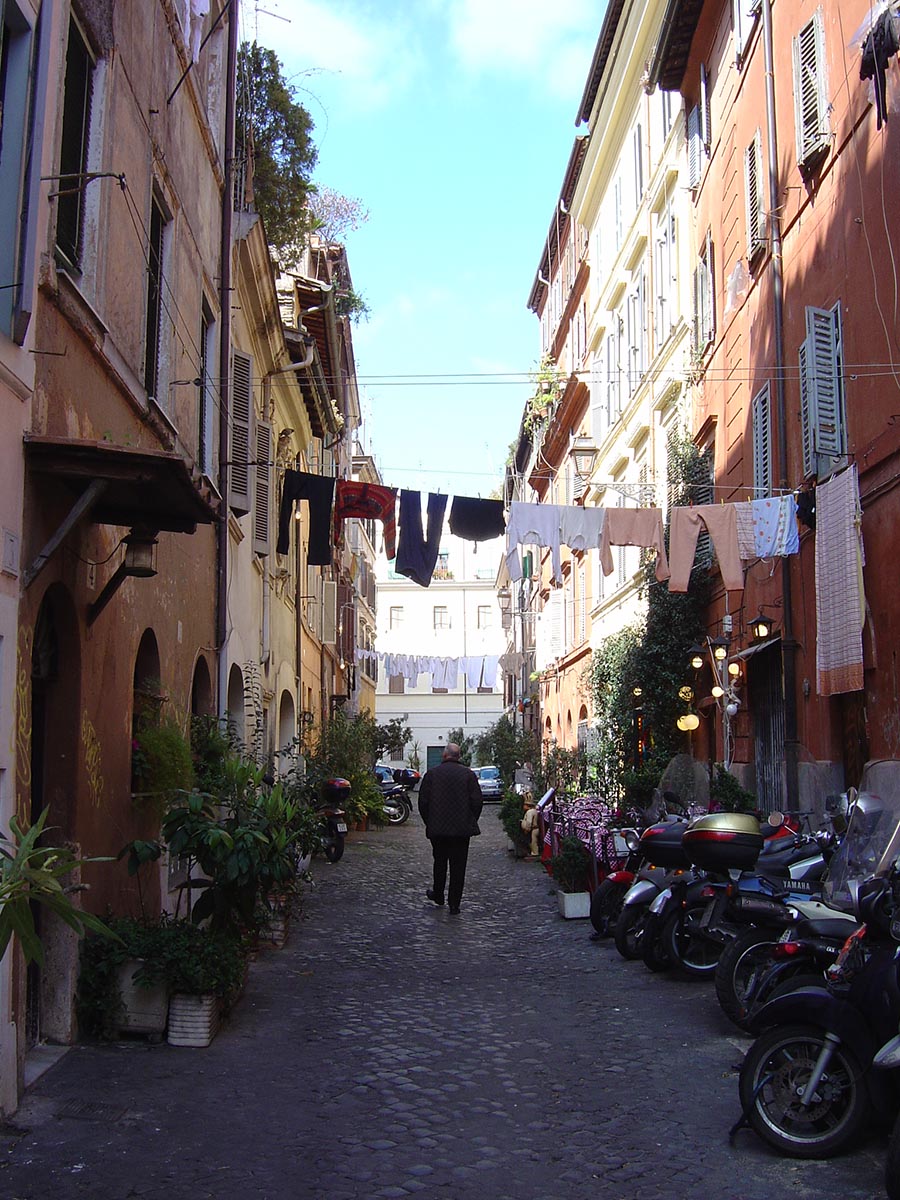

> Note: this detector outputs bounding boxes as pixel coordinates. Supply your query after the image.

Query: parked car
[473,765,503,800]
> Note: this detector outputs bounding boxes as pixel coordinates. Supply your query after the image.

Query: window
[229,350,252,515]
[626,267,647,395]
[0,2,35,337]
[434,551,451,580]
[744,131,765,260]
[199,303,216,475]
[606,314,623,422]
[613,176,623,252]
[432,686,448,694]
[659,88,677,142]
[692,233,715,354]
[56,16,94,268]
[252,418,271,556]
[751,382,772,496]
[476,686,493,694]
[686,64,711,189]
[477,605,492,629]
[389,606,403,630]
[633,122,644,206]
[654,202,677,346]
[144,192,171,403]
[433,606,450,630]
[388,675,405,694]
[734,0,760,62]
[800,302,846,479]
[793,10,829,171]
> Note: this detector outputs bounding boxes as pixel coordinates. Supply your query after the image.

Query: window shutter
[703,231,715,345]
[322,580,337,644]
[799,337,816,477]
[734,0,759,61]
[806,303,845,460]
[793,10,829,168]
[751,382,772,495]
[700,63,711,152]
[252,419,271,556]
[687,106,702,188]
[229,350,252,515]
[745,131,764,259]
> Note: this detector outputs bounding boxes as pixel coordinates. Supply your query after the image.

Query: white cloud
[442,0,596,80]
[249,1,423,112]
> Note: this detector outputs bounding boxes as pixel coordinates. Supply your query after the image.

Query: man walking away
[417,743,483,915]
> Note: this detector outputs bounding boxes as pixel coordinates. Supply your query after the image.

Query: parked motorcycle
[735,820,900,1158]
[382,783,411,825]
[642,812,830,979]
[718,788,900,1026]
[318,777,351,862]
[613,817,691,959]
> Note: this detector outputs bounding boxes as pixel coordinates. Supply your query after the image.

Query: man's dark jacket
[417,760,483,838]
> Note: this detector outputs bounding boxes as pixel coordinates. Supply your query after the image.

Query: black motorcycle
[735,861,900,1158]
[318,776,351,862]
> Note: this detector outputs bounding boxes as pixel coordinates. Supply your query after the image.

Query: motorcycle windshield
[821,772,900,910]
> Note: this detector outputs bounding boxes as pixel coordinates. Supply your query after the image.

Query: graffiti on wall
[15,625,32,823]
[81,712,104,808]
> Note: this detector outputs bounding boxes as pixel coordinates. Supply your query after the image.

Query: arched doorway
[276,690,296,774]
[226,663,245,747]
[190,655,214,718]
[131,630,162,794]
[28,585,81,1045]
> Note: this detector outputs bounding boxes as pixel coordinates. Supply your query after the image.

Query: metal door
[748,641,786,810]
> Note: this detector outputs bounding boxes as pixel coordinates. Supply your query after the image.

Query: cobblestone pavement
[0,811,888,1199]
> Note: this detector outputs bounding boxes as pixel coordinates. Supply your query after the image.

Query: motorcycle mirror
[767,810,785,827]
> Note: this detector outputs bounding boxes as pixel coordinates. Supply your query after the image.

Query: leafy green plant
[117,838,162,920]
[710,764,756,813]
[446,728,475,766]
[132,716,195,808]
[76,916,246,1039]
[0,809,114,965]
[498,791,530,854]
[472,715,533,785]
[548,835,592,894]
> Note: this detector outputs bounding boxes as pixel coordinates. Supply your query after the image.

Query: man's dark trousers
[430,835,470,910]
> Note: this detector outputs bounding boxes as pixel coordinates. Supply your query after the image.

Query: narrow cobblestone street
[0,812,887,1200]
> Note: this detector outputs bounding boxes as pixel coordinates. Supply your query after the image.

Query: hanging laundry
[463,656,485,689]
[599,508,670,582]
[448,496,505,545]
[815,466,865,696]
[749,495,800,558]
[734,502,758,560]
[559,505,607,555]
[481,654,500,688]
[333,481,398,558]
[506,501,565,583]
[797,489,816,531]
[276,470,335,565]
[668,505,743,592]
[860,8,900,129]
[431,657,459,689]
[395,490,448,587]
[499,651,525,675]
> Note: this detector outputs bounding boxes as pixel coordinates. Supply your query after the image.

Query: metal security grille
[749,641,786,809]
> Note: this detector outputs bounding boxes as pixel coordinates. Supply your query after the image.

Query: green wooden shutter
[230,350,252,515]
[751,382,772,495]
[252,419,271,556]
[806,303,845,459]
[793,10,829,169]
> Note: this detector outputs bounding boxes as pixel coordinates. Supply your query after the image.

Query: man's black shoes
[426,889,444,906]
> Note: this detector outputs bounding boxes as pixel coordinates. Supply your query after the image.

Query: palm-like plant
[0,808,113,965]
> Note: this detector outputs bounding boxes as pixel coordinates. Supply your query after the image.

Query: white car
[473,765,503,800]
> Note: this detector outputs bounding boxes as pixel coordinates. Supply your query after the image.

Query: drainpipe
[216,0,239,718]
[762,0,799,806]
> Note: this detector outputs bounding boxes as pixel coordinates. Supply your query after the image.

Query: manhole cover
[58,1100,128,1122]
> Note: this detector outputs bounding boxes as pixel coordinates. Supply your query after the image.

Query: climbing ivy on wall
[587,429,711,798]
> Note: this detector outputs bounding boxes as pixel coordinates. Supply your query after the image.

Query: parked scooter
[318,777,351,862]
[382,784,411,825]
[735,821,900,1159]
[641,812,830,979]
[613,817,691,959]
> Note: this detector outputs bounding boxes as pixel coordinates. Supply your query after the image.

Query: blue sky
[246,0,599,500]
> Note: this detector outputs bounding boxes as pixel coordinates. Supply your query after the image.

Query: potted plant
[152,920,246,1047]
[498,791,530,857]
[1,807,114,966]
[548,835,593,918]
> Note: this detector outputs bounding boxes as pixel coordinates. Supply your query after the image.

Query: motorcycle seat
[794,914,859,939]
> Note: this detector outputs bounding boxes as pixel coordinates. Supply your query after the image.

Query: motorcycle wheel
[323,834,345,863]
[590,879,628,937]
[738,1023,869,1158]
[614,903,648,960]
[660,902,722,978]
[641,912,673,973]
[885,1110,900,1200]
[384,799,410,825]
[715,928,783,1029]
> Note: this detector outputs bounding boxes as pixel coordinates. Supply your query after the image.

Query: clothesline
[277,474,808,593]
[355,649,523,689]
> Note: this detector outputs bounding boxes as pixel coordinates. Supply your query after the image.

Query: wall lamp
[688,644,705,670]
[748,612,776,641]
[569,434,600,485]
